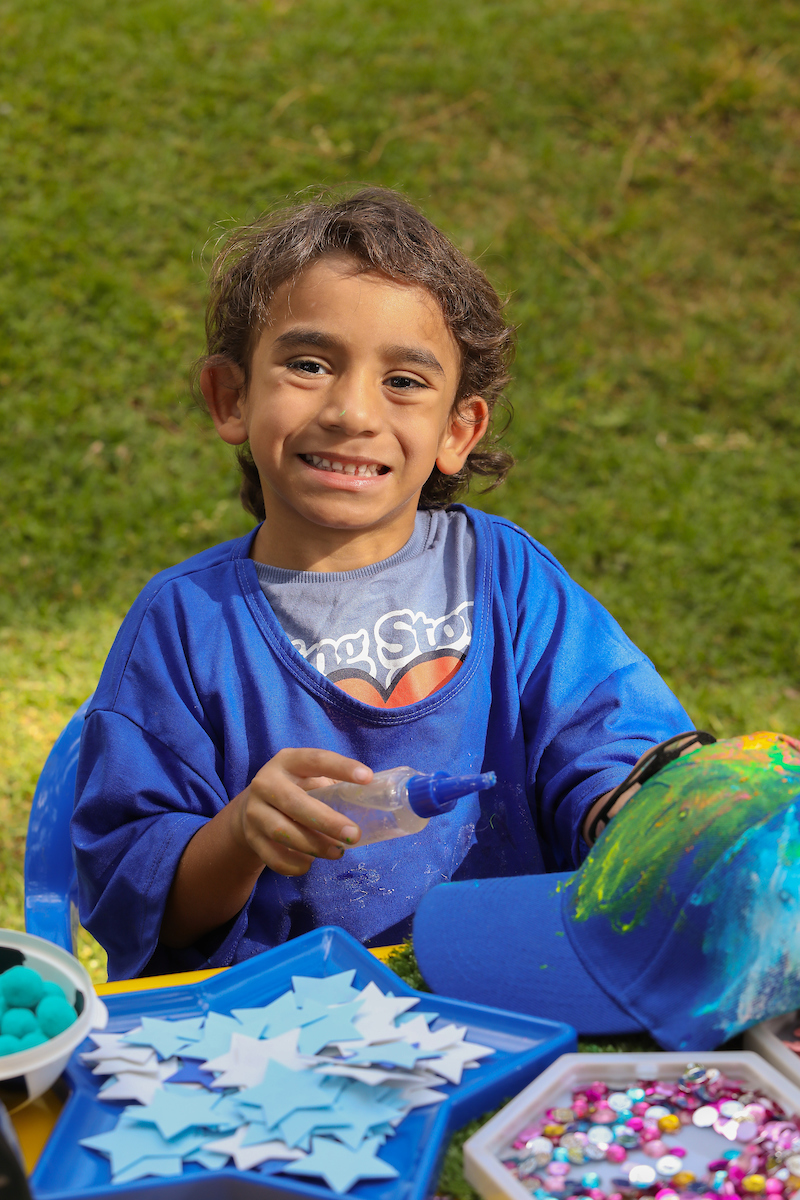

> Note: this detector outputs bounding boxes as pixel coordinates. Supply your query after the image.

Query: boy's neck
[249,510,419,573]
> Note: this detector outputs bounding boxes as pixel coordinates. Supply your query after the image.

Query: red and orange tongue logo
[330,652,464,708]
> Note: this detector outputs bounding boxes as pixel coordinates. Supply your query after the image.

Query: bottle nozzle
[407,770,496,818]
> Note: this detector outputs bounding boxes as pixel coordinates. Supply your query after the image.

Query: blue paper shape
[122,1016,200,1061]
[281,1135,400,1192]
[278,1107,351,1150]
[164,1061,217,1088]
[179,1011,243,1061]
[241,1120,274,1147]
[186,1149,230,1170]
[239,1060,342,1127]
[297,999,365,1054]
[111,1155,183,1184]
[292,970,360,1008]
[125,1084,238,1140]
[249,990,328,1039]
[349,1041,428,1069]
[80,1118,205,1175]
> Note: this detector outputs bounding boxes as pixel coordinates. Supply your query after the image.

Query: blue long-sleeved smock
[72,506,691,980]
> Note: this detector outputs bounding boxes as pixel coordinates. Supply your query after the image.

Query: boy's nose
[319,372,381,435]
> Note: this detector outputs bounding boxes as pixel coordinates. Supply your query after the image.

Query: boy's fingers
[252,836,317,877]
[246,795,353,859]
[276,747,372,786]
[250,772,362,845]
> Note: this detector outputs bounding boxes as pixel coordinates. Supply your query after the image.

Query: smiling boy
[72,189,693,980]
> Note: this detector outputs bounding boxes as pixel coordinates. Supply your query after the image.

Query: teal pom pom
[0,965,44,1009]
[36,995,77,1038]
[41,980,66,1001]
[18,1028,47,1050]
[1,1008,38,1038]
[0,1033,22,1056]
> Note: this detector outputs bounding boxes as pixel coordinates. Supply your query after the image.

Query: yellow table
[11,946,400,1174]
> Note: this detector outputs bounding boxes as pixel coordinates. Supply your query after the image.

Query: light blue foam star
[281,1135,399,1191]
[185,1148,230,1170]
[292,970,360,1008]
[122,1016,201,1060]
[125,1084,238,1140]
[244,991,328,1039]
[112,1155,183,1184]
[80,1118,205,1175]
[278,1107,351,1150]
[297,999,365,1054]
[348,1040,430,1069]
[180,1011,243,1061]
[239,1060,341,1127]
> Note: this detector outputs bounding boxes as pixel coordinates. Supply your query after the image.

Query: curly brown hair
[196,187,515,518]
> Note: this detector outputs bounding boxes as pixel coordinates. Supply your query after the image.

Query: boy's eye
[290,359,327,375]
[387,374,425,389]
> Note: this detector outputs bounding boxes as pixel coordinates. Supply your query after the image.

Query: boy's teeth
[304,454,382,477]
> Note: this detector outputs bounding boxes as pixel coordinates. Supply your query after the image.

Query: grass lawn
[1,0,799,1187]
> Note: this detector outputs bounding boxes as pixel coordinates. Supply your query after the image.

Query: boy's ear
[200,359,249,446]
[436,397,490,476]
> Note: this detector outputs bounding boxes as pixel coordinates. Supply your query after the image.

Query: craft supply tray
[30,926,576,1200]
[744,1014,800,1091]
[463,1051,800,1200]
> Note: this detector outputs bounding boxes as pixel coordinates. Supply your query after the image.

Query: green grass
[2,0,799,1186]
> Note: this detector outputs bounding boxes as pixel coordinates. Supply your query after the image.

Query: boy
[72,188,692,981]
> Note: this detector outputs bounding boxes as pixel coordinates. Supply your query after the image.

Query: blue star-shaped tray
[31,926,576,1199]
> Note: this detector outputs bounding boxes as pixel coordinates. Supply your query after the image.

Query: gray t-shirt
[255,509,475,707]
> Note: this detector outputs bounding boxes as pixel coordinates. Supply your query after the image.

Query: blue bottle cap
[406,771,496,818]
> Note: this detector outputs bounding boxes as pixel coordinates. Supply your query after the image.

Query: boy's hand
[231,748,372,877]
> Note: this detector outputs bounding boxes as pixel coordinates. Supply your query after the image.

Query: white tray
[744,1011,800,1090]
[463,1051,800,1200]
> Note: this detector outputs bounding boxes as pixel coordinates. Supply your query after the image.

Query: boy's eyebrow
[273,328,445,376]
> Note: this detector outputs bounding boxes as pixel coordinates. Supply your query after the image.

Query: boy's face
[203,254,488,570]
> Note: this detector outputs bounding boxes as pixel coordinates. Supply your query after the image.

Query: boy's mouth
[299,454,390,478]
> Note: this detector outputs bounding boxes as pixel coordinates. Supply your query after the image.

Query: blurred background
[1,0,799,980]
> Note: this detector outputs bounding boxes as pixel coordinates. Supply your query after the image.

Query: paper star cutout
[292,970,360,1008]
[122,1016,201,1060]
[205,1125,306,1171]
[99,1071,162,1105]
[281,1135,399,1192]
[426,1039,494,1084]
[412,1022,469,1053]
[90,1053,158,1077]
[80,1118,205,1175]
[352,982,418,1042]
[278,1107,351,1150]
[239,1060,343,1128]
[124,1083,237,1140]
[179,1011,243,1062]
[298,999,365,1054]
[185,1149,229,1170]
[82,1035,156,1066]
[315,1063,419,1087]
[205,1028,313,1088]
[239,984,323,1041]
[164,1061,217,1087]
[348,1041,431,1069]
[324,1080,408,1148]
[112,1155,183,1183]
[397,1084,449,1110]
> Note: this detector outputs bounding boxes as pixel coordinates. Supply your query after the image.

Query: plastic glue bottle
[309,767,496,846]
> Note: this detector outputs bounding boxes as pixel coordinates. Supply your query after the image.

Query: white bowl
[0,928,108,1102]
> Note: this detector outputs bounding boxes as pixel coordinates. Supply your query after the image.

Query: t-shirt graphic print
[256,509,475,709]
